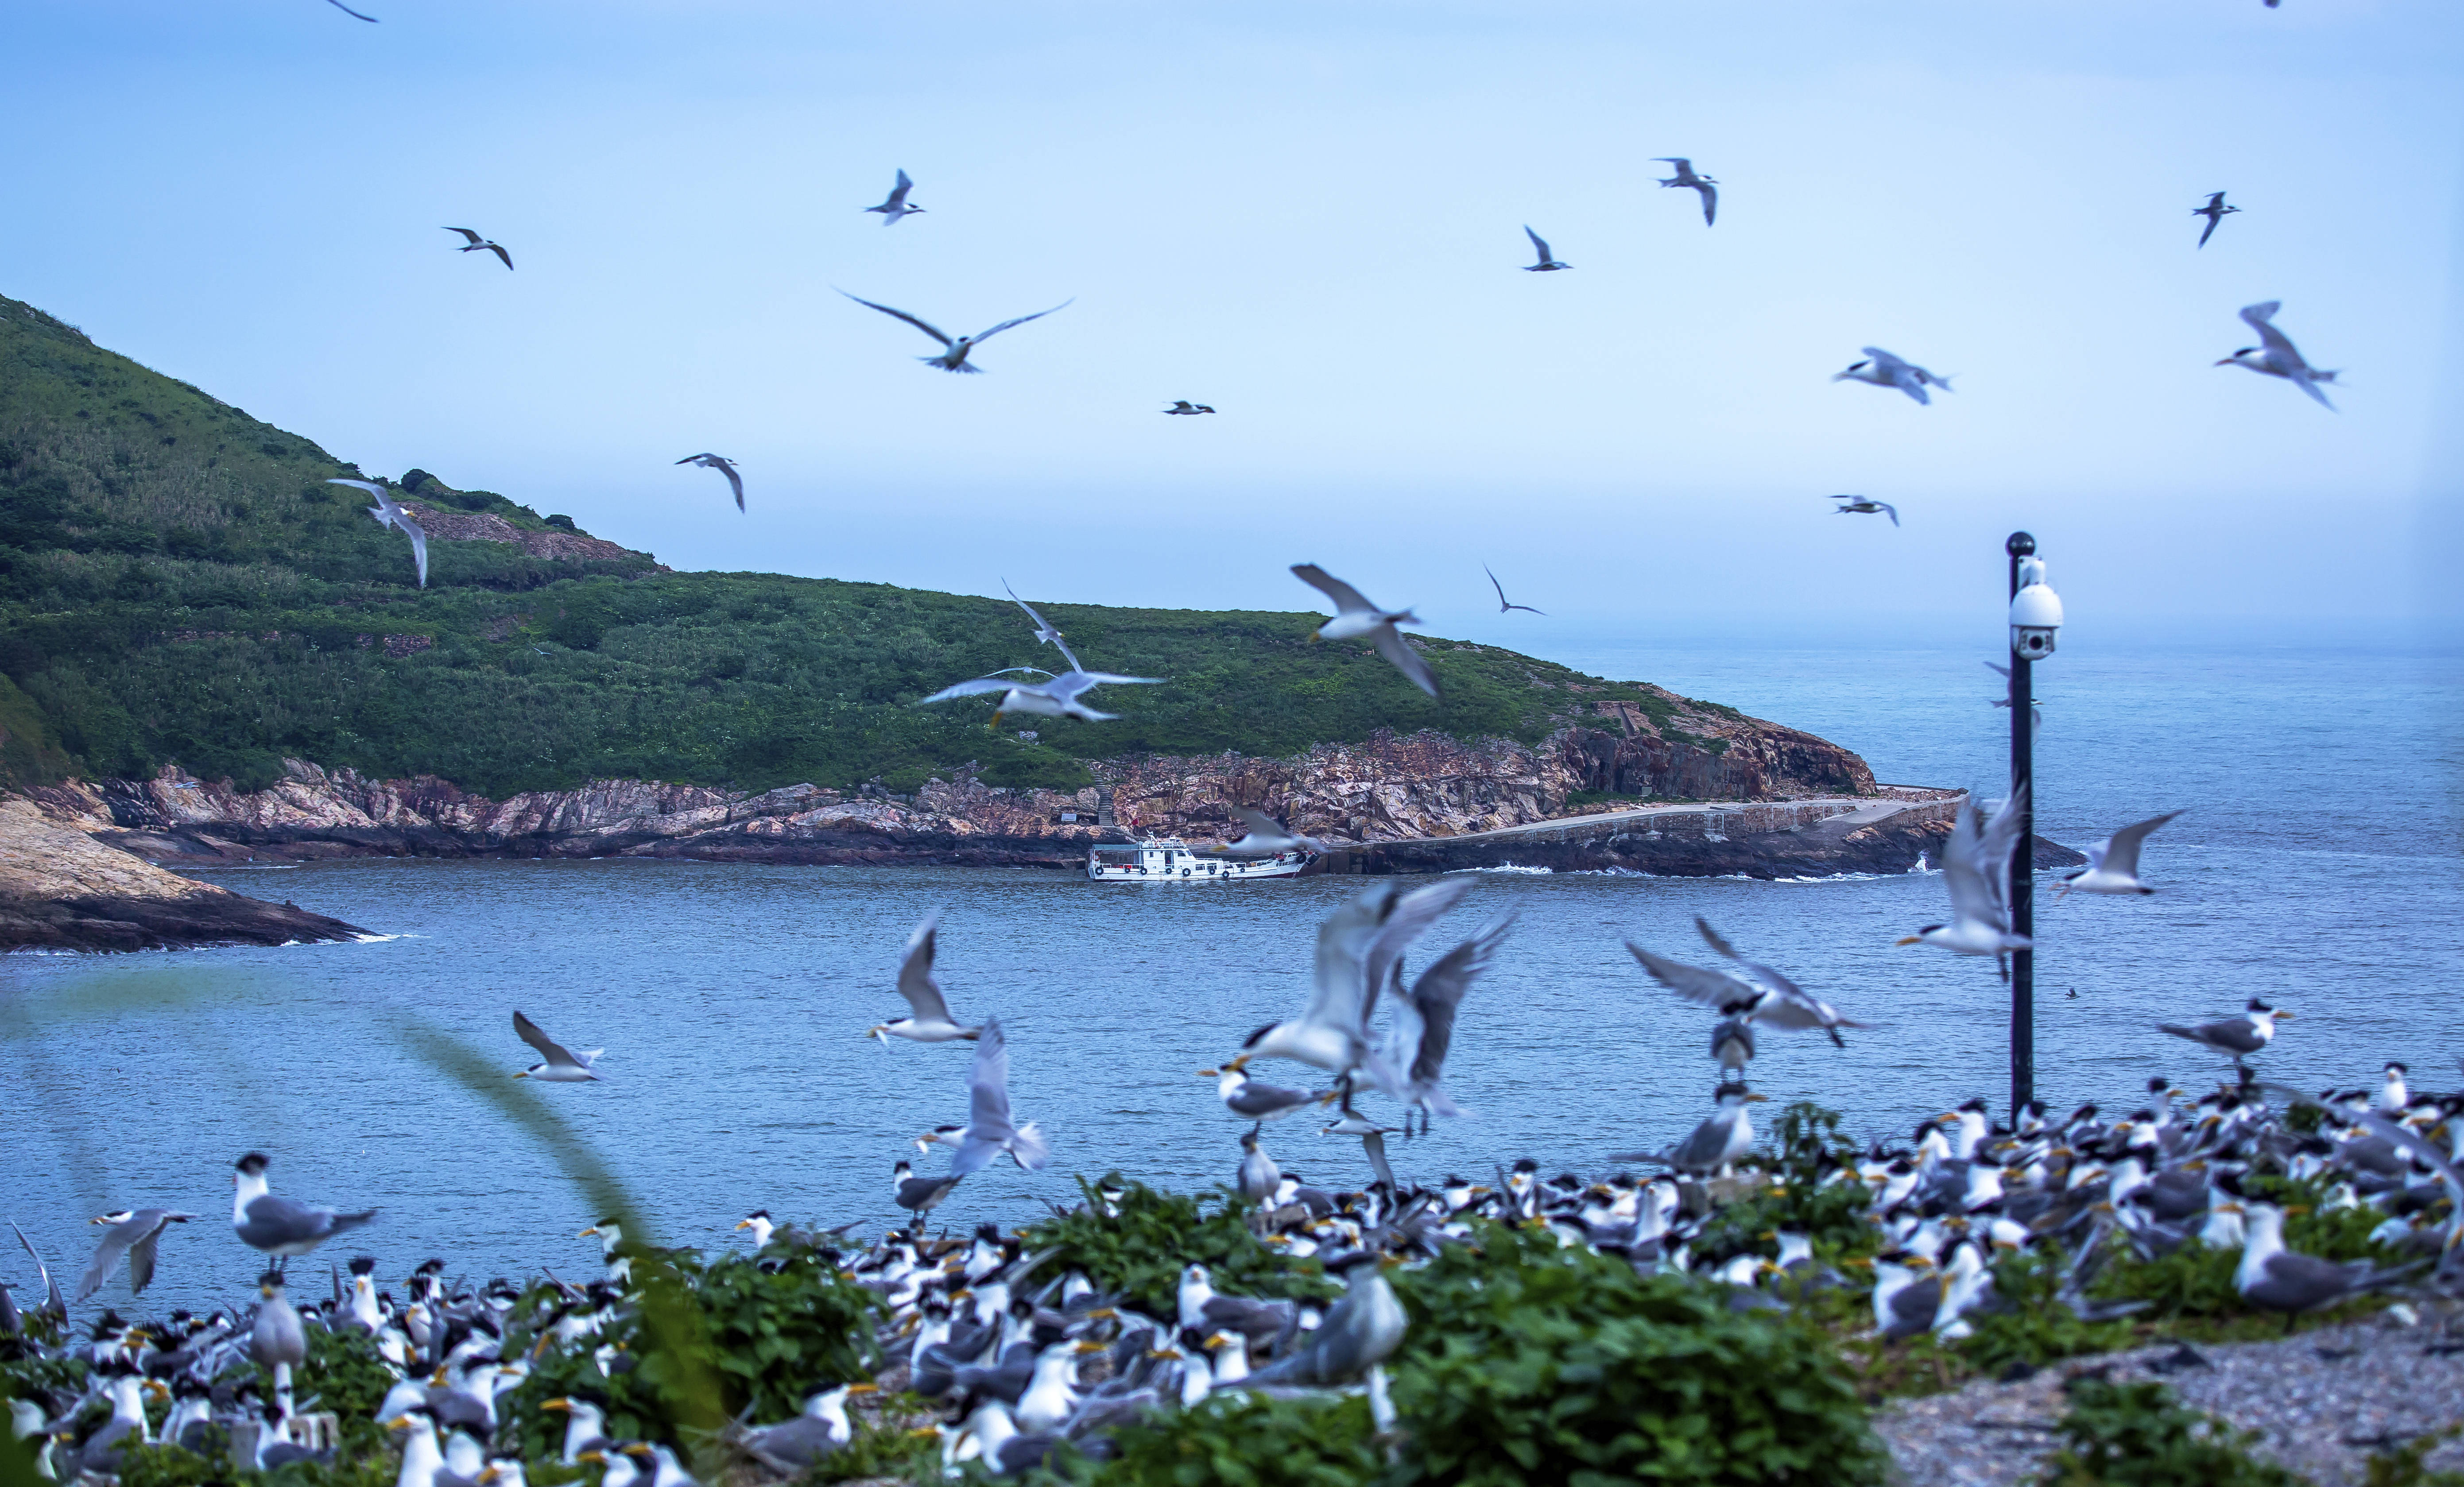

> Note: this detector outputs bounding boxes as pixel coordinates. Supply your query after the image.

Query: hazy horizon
[10,0,2464,643]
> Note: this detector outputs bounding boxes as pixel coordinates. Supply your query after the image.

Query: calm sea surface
[5,632,2458,1316]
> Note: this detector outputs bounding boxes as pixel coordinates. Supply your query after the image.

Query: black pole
[2006,531,2036,1119]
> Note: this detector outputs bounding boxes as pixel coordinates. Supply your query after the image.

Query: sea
[4,628,2458,1317]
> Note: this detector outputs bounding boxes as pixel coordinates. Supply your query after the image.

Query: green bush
[2035,1377,2302,1486]
[2092,1173,2397,1326]
[1021,1176,1337,1320]
[1043,1391,1382,1487]
[1387,1220,1889,1486]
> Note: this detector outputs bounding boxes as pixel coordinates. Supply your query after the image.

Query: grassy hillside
[0,292,1708,797]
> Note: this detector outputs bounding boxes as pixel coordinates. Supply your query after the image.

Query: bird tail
[923,356,984,374]
[2155,1024,2200,1042]
[332,1209,380,1235]
[1007,1124,1054,1172]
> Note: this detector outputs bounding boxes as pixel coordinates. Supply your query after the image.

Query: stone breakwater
[57,712,1879,871]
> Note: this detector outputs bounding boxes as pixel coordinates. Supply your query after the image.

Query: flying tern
[2216,301,2337,410]
[1627,919,1870,1046]
[76,1209,193,1301]
[1829,496,1898,527]
[1521,226,1570,271]
[1224,884,1408,1093]
[2058,810,2183,899]
[1163,401,1216,415]
[1983,661,2042,730]
[674,454,744,512]
[947,1017,1050,1176]
[1895,784,2032,975]
[329,479,428,587]
[838,290,1070,373]
[1484,565,1544,614]
[1835,348,1952,405]
[1210,805,1330,860]
[865,170,923,225]
[2192,192,2240,248]
[918,586,1163,725]
[1195,1065,1336,1124]
[1383,913,1512,1131]
[867,913,985,1044]
[513,1011,606,1082]
[442,228,512,271]
[1652,158,1718,225]
[1291,563,1438,698]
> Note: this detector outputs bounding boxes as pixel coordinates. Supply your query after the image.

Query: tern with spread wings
[442,228,512,270]
[1627,918,1870,1048]
[2059,811,2184,899]
[329,479,428,588]
[675,454,744,512]
[946,1017,1051,1176]
[1291,564,1438,698]
[1652,158,1718,225]
[865,169,924,225]
[1895,784,2033,976]
[1834,348,1952,405]
[838,290,1070,373]
[867,914,984,1044]
[513,1011,606,1082]
[2216,301,2338,410]
[77,1209,192,1301]
[917,586,1163,725]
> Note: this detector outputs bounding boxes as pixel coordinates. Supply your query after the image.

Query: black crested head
[348,1255,376,1275]
[744,1208,771,1220]
[235,1152,271,1175]
[2246,999,2273,1013]
[2386,1061,2407,1075]
[975,1223,1003,1243]
[1511,1158,1539,1173]
[416,1259,445,1275]
[258,1270,287,1290]
[1959,1096,1990,1114]
[1918,923,1944,936]
[2147,1077,2171,1092]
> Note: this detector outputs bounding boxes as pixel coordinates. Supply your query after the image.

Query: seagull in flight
[442,228,512,270]
[2192,192,2240,248]
[868,913,985,1044]
[1163,400,1217,415]
[323,0,379,19]
[77,1209,193,1301]
[838,290,1071,373]
[1484,565,1544,615]
[675,454,744,511]
[1291,563,1438,698]
[1895,784,2032,976]
[513,1011,607,1082]
[2058,810,2184,899]
[947,1017,1051,1176]
[1835,348,1952,405]
[916,587,1163,724]
[329,479,428,587]
[1652,158,1718,225]
[1521,226,1571,271]
[866,169,924,225]
[2216,301,2337,410]
[1626,919,1870,1048]
[1213,805,1330,860]
[1829,496,1898,527]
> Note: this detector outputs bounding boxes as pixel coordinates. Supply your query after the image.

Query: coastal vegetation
[0,295,1692,800]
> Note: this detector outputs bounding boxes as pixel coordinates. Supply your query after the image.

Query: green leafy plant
[1039,1391,1381,1487]
[2362,1423,2464,1487]
[1387,1219,1889,1486]
[1690,1100,1876,1263]
[1020,1175,1336,1319]
[2034,1377,2303,1486]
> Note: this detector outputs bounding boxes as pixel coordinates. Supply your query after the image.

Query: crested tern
[918,588,1163,725]
[1521,226,1570,271]
[891,1161,961,1223]
[1895,784,2032,974]
[513,1011,606,1082]
[1626,921,1869,1047]
[1614,1085,1767,1175]
[2217,301,2338,410]
[2193,191,2240,248]
[838,290,1070,373]
[2230,1200,2418,1324]
[2058,810,2183,899]
[442,228,513,271]
[1829,496,1898,527]
[76,1209,193,1301]
[1163,400,1216,415]
[1983,661,2042,730]
[868,913,985,1044]
[1383,913,1513,1128]
[1241,1251,1405,1385]
[949,1017,1051,1176]
[1236,1130,1280,1204]
[674,454,744,512]
[1209,805,1331,860]
[1224,884,1407,1093]
[1290,563,1439,698]
[1195,1064,1335,1123]
[329,479,429,588]
[2159,999,2289,1071]
[1834,348,1952,405]
[1484,565,1545,615]
[231,1153,377,1265]
[865,169,923,225]
[1652,158,1718,225]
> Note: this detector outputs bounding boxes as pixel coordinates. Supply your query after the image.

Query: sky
[8,0,2464,648]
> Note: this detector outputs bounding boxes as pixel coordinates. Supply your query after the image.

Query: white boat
[1086,837,1313,881]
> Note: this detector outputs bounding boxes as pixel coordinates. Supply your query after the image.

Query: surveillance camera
[2008,557,2063,660]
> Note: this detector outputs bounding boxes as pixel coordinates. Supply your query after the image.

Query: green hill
[0,292,1712,798]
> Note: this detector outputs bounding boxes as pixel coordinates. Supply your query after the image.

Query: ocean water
[4,632,2457,1318]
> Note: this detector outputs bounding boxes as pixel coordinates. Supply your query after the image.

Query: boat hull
[1087,840,1312,881]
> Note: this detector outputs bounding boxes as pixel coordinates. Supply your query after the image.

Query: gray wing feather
[1290,564,1375,616]
[839,291,956,348]
[513,1011,583,1067]
[1370,625,1441,698]
[11,1221,63,1319]
[2239,302,2295,358]
[1003,581,1085,673]
[918,676,1031,705]
[1361,877,1477,1026]
[78,1218,146,1301]
[971,302,1073,342]
[1625,941,1755,1009]
[2100,810,2182,879]
[1406,915,1513,1083]
[896,914,956,1023]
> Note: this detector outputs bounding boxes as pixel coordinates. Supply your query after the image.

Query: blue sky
[8,0,2463,643]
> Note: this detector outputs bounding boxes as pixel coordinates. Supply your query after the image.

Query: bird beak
[733,1220,752,1231]
[1224,1054,1251,1073]
[1746,1093,1769,1103]
[1074,1340,1108,1354]
[573,1452,606,1465]
[577,1227,600,1238]
[2273,1011,2294,1021]
[541,1399,571,1413]
[512,1071,530,1079]
[1893,936,1922,947]
[1196,1069,1220,1077]
[2212,357,2236,366]
[848,1382,881,1394]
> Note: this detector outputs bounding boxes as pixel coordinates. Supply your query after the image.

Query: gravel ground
[1875,1306,2464,1486]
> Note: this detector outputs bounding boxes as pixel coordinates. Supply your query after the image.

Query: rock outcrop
[0,794,366,952]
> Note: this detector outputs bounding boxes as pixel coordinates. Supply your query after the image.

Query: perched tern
[2216,301,2337,410]
[76,1209,193,1301]
[890,1161,961,1223]
[231,1152,377,1265]
[1484,565,1545,615]
[2058,811,2183,899]
[2192,192,2240,248]
[1829,496,1898,527]
[865,169,923,225]
[1834,348,1952,405]
[2230,1201,2418,1323]
[674,454,744,512]
[948,1017,1051,1176]
[513,1011,606,1082]
[1895,785,2032,975]
[867,913,985,1044]
[329,479,428,587]
[1614,1085,1766,1175]
[1521,226,1570,271]
[838,290,1070,373]
[2158,999,2289,1071]
[1236,1130,1280,1203]
[442,228,512,270]
[1291,563,1438,698]
[1652,158,1718,225]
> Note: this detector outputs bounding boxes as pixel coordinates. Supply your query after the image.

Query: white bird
[1521,226,1570,271]
[865,169,924,225]
[1383,914,1513,1130]
[2057,811,2183,899]
[1829,496,1898,527]
[1652,158,1718,225]
[2216,301,2338,410]
[867,914,984,1044]
[948,1017,1051,1176]
[1291,563,1438,699]
[1210,805,1329,860]
[1224,885,1407,1092]
[329,479,428,587]
[1834,347,1952,405]
[838,290,1070,373]
[1895,784,2032,975]
[512,1011,606,1082]
[442,227,512,270]
[674,454,744,512]
[76,1209,193,1301]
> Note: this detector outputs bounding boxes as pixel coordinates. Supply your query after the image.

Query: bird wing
[1939,796,1999,924]
[1699,182,1717,225]
[77,1216,147,1301]
[513,1011,584,1068]
[326,0,380,19]
[717,461,744,511]
[918,675,1032,705]
[1370,625,1441,698]
[970,301,1073,342]
[1003,581,1084,673]
[2256,1084,2464,1210]
[1230,806,1287,837]
[1360,1130,1398,1193]
[2197,214,2220,248]
[957,1018,1019,1164]
[487,243,514,271]
[1061,671,1166,688]
[1524,226,1552,261]
[1878,502,1898,527]
[1976,782,2030,895]
[1984,661,2011,680]
[395,508,429,587]
[10,1221,62,1320]
[896,914,957,1023]
[2238,302,2305,363]
[2100,810,2183,879]
[1694,916,1744,963]
[327,477,385,500]
[888,169,913,204]
[1361,877,1478,1028]
[2294,375,2336,410]
[839,291,955,348]
[1485,565,1511,610]
[443,228,482,245]
[1861,347,1910,372]
[1624,941,1755,1009]
[1406,915,1513,1084]
[1290,564,1376,616]
[1301,887,1393,1041]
